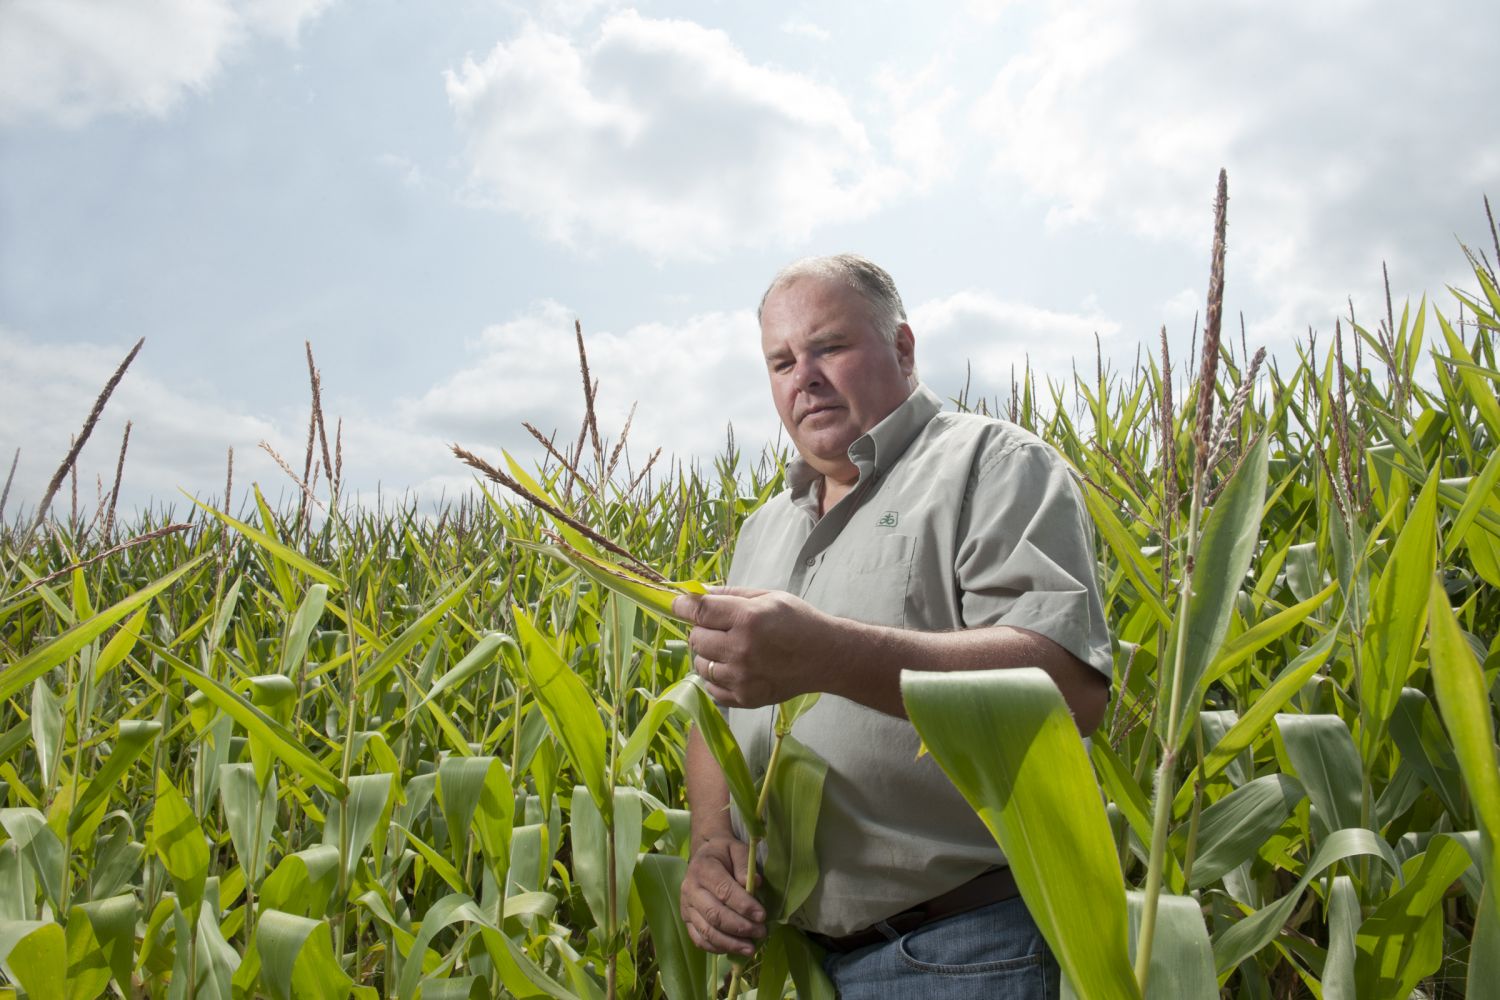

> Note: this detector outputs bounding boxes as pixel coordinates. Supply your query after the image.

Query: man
[672,255,1112,999]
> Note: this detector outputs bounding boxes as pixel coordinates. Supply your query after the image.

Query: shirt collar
[787,383,943,512]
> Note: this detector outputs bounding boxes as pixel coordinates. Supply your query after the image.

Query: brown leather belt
[807,867,1021,953]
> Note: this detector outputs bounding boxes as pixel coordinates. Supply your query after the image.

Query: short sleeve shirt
[725,383,1112,937]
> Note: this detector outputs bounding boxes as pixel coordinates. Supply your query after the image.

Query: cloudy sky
[2,0,1497,519]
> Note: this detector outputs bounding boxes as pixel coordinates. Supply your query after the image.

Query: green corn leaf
[571,785,643,933]
[0,920,66,999]
[1355,834,1476,999]
[67,719,162,835]
[0,555,206,704]
[1436,309,1500,438]
[472,761,516,879]
[279,583,328,676]
[166,662,347,798]
[762,732,827,922]
[29,680,63,795]
[1213,827,1400,977]
[778,922,835,1000]
[261,844,341,918]
[185,492,340,588]
[150,771,209,914]
[1359,466,1439,752]
[1388,688,1466,819]
[74,894,137,992]
[479,921,580,1000]
[394,894,494,1000]
[1171,435,1270,746]
[358,567,483,694]
[1470,882,1500,1000]
[391,821,466,893]
[1091,739,1154,848]
[418,632,512,709]
[1123,891,1217,999]
[1427,573,1500,884]
[619,676,761,838]
[1278,714,1364,838]
[1179,628,1339,812]
[1172,774,1304,890]
[1322,876,1360,1000]
[513,607,610,815]
[257,910,354,1000]
[1080,484,1172,629]
[0,808,66,915]
[192,878,239,1000]
[323,773,393,881]
[1200,579,1338,690]
[218,763,278,884]
[633,853,709,1000]
[902,667,1140,1000]
[437,755,497,854]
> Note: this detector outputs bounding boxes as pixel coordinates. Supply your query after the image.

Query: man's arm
[680,727,766,956]
[672,589,1109,731]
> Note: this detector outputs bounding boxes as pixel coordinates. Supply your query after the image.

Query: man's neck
[818,475,857,517]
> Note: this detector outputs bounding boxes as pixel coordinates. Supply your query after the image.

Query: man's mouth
[799,404,841,423]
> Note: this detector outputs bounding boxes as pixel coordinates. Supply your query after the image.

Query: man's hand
[673,588,832,709]
[679,835,766,957]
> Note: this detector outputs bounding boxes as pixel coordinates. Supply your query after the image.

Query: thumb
[671,592,704,623]
[709,585,769,598]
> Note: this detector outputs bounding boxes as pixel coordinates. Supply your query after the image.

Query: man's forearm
[685,726,736,848]
[813,616,1109,731]
[676,589,1111,734]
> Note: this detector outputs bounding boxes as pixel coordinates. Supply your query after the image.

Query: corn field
[2,190,1499,998]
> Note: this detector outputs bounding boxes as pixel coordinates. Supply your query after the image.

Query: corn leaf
[168,662,348,798]
[0,555,206,704]
[1172,435,1270,746]
[513,607,610,814]
[1427,573,1500,884]
[761,731,827,922]
[1213,827,1400,977]
[903,667,1140,1000]
[1123,891,1217,999]
[633,853,710,1000]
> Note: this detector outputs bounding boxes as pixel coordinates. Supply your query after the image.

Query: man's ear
[894,323,916,378]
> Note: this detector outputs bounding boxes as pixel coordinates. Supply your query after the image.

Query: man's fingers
[686,593,753,631]
[685,912,758,957]
[709,585,768,599]
[671,593,703,624]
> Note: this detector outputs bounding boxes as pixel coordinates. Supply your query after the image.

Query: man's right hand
[679,835,766,957]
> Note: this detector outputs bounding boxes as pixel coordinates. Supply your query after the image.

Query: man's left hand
[672,588,832,709]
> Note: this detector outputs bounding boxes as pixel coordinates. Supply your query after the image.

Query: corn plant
[1,191,1497,998]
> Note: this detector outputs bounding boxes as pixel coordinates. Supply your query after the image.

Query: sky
[2,0,1497,521]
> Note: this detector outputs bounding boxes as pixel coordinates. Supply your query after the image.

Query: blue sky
[2,0,1497,517]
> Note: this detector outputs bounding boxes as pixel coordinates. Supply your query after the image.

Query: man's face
[759,276,915,480]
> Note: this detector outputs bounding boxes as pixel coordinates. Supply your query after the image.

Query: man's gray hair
[757,253,908,344]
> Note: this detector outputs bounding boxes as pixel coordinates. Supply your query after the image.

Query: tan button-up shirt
[726,383,1112,936]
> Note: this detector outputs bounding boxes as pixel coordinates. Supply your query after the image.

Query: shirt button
[805,557,816,567]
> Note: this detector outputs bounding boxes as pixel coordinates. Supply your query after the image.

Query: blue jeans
[821,897,1060,999]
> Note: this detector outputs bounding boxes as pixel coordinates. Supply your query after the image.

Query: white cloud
[779,18,830,42]
[445,11,912,258]
[910,290,1120,398]
[401,300,775,472]
[0,0,332,125]
[973,0,1500,342]
[0,329,440,520]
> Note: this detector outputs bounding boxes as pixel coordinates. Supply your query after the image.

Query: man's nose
[792,357,824,390]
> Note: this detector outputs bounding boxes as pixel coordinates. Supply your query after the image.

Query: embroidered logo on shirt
[876,510,899,528]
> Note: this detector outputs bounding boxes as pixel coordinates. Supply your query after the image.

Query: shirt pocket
[834,532,915,627]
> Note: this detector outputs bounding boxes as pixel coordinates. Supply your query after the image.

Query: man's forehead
[760,277,879,334]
